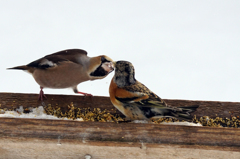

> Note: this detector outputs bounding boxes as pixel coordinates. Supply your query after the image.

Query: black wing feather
[27,49,87,69]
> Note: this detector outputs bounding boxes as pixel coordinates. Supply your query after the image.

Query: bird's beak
[101,61,115,73]
[112,61,116,67]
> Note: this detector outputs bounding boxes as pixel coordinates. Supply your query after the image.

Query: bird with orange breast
[109,61,198,121]
[8,49,114,100]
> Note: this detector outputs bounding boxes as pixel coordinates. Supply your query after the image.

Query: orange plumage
[109,61,198,121]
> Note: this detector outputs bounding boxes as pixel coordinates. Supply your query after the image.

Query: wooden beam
[1,117,240,148]
[1,138,240,159]
[1,92,240,158]
[0,92,239,118]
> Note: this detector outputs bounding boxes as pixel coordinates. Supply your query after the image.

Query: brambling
[109,61,198,121]
[8,49,114,100]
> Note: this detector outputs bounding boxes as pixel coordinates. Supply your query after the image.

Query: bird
[8,49,114,100]
[109,60,199,121]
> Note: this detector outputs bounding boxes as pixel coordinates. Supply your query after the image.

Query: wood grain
[0,92,239,118]
[1,138,240,159]
[1,117,240,148]
[1,92,240,157]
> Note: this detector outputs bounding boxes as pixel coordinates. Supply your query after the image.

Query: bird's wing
[115,81,168,108]
[27,49,88,69]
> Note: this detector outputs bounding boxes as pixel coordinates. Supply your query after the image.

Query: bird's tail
[169,105,199,120]
[7,65,29,70]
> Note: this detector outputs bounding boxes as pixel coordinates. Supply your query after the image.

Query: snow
[160,121,202,126]
[0,106,83,121]
[131,119,202,126]
[132,120,149,123]
[0,106,202,126]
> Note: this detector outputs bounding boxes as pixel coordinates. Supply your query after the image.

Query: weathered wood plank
[0,92,119,115]
[0,92,239,118]
[1,138,240,159]
[1,92,240,158]
[1,117,240,147]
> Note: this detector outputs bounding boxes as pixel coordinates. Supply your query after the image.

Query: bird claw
[77,92,93,97]
[38,88,47,101]
[84,93,93,97]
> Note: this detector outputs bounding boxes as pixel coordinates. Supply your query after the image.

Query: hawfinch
[9,49,114,100]
[109,61,198,121]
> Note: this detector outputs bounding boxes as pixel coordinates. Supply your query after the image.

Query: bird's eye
[125,64,130,72]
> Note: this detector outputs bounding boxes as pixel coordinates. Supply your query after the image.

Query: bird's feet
[77,91,93,97]
[38,87,47,101]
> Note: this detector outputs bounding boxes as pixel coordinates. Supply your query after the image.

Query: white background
[1,1,239,102]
